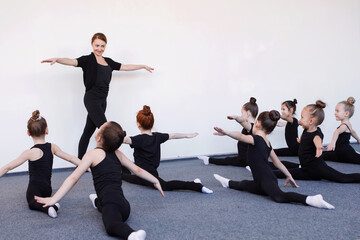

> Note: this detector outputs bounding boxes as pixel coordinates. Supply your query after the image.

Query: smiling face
[92,38,106,57]
[299,107,313,129]
[334,103,349,121]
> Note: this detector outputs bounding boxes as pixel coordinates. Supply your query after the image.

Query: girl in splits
[42,32,154,159]
[213,110,334,209]
[273,100,360,183]
[197,97,258,167]
[0,110,81,218]
[36,121,164,240]
[122,105,213,194]
[322,97,360,164]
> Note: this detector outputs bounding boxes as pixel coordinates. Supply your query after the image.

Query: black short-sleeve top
[130,133,169,172]
[298,127,324,167]
[76,52,121,92]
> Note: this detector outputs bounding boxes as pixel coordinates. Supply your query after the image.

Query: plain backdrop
[0,0,359,172]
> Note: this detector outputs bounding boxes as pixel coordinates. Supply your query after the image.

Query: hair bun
[269,110,280,122]
[293,99,298,104]
[347,97,355,105]
[250,97,256,104]
[31,110,40,121]
[142,105,152,116]
[121,131,127,138]
[315,100,326,109]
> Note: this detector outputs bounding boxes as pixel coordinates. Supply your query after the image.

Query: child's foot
[197,156,209,165]
[202,186,213,194]
[128,229,146,240]
[306,194,335,210]
[48,206,57,218]
[194,178,202,184]
[245,166,252,172]
[89,194,98,209]
[214,174,230,188]
[54,203,60,212]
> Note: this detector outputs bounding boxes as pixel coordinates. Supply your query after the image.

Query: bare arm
[269,150,299,188]
[115,150,164,197]
[213,127,254,145]
[35,151,93,207]
[52,144,81,166]
[313,135,324,157]
[168,132,198,140]
[123,136,132,145]
[276,121,287,127]
[120,64,154,73]
[227,115,252,132]
[351,129,360,144]
[0,150,31,178]
[326,126,345,151]
[41,58,77,67]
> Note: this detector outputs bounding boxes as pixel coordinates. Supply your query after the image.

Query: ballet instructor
[42,33,153,158]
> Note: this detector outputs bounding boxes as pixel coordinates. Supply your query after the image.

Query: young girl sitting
[273,100,360,182]
[212,110,334,209]
[0,110,81,218]
[323,97,360,164]
[198,97,258,167]
[122,105,213,194]
[35,121,164,240]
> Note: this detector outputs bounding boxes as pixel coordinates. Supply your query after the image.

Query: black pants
[229,179,307,204]
[95,192,133,239]
[322,147,360,164]
[273,161,360,183]
[26,182,58,214]
[122,172,203,192]
[209,141,247,167]
[78,94,107,159]
[274,147,298,156]
[268,161,300,170]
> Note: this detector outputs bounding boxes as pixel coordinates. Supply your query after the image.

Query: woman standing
[42,33,154,158]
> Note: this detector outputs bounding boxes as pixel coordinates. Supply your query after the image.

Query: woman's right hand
[153,181,165,198]
[41,58,58,65]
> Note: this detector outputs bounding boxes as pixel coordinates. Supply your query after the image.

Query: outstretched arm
[213,127,254,145]
[52,144,81,166]
[120,64,154,73]
[269,150,299,188]
[35,151,93,207]
[116,150,164,197]
[227,115,252,132]
[41,58,77,67]
[313,135,324,157]
[0,150,31,178]
[168,132,198,140]
[123,136,132,145]
[351,129,360,144]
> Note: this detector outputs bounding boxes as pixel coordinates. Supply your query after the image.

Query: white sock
[194,178,202,184]
[202,186,213,194]
[306,194,335,210]
[89,194,98,209]
[48,206,57,218]
[197,156,209,165]
[214,174,230,188]
[128,230,146,240]
[245,166,252,173]
[54,203,60,212]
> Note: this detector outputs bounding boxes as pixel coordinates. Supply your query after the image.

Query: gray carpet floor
[1,146,360,240]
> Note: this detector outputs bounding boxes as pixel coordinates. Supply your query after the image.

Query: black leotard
[274,117,299,156]
[322,123,360,164]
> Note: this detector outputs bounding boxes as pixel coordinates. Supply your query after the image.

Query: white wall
[0,0,359,172]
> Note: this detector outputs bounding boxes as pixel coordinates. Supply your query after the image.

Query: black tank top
[28,143,53,185]
[285,117,299,150]
[90,149,123,200]
[298,128,324,167]
[335,124,351,150]
[247,135,276,183]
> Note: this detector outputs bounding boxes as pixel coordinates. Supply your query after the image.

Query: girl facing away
[197,97,258,167]
[273,100,360,183]
[212,110,334,209]
[36,121,164,240]
[0,110,81,218]
[122,105,213,194]
[322,97,360,164]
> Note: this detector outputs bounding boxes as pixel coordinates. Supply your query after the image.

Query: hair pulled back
[282,99,297,114]
[257,110,280,134]
[92,33,107,44]
[306,100,326,125]
[339,97,355,118]
[100,121,126,152]
[27,110,47,137]
[137,105,154,130]
[243,97,258,118]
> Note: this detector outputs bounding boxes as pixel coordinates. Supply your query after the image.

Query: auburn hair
[91,33,107,44]
[137,105,154,130]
